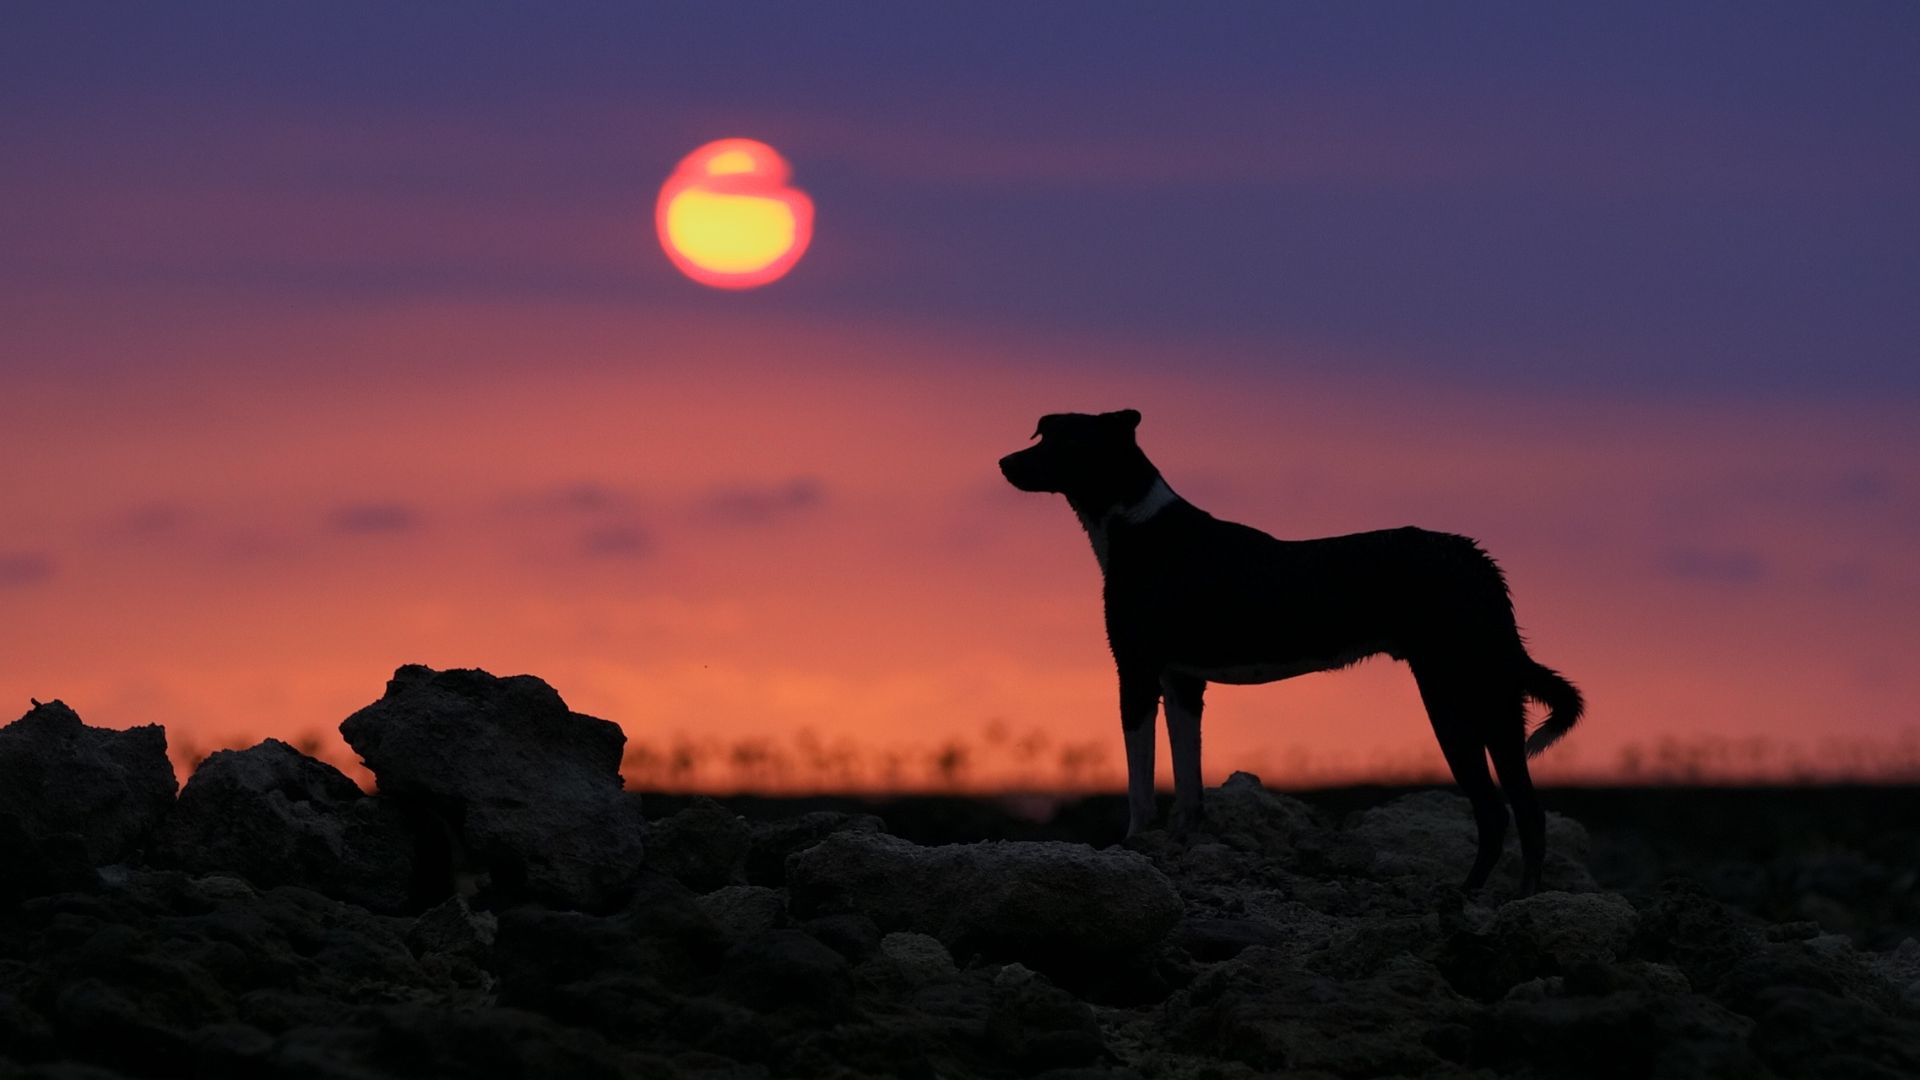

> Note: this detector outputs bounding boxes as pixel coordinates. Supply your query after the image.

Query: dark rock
[801,911,883,963]
[52,977,192,1075]
[646,797,750,892]
[338,665,646,911]
[0,700,176,894]
[1348,789,1597,894]
[1167,944,1474,1075]
[1444,891,1639,1000]
[272,1004,629,1080]
[693,884,787,940]
[0,811,92,901]
[870,931,957,986]
[746,810,885,885]
[788,831,1182,967]
[188,1021,275,1078]
[983,965,1107,1070]
[405,894,496,962]
[1176,916,1290,962]
[1475,990,1762,1079]
[721,928,852,1015]
[145,739,419,912]
[491,867,726,1040]
[1198,771,1319,854]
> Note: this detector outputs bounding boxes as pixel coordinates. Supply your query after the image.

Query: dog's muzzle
[999,451,1051,492]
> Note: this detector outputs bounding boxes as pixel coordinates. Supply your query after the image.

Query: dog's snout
[999,447,1051,492]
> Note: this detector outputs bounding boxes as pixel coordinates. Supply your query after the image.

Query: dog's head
[999,409,1154,508]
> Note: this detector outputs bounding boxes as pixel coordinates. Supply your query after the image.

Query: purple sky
[5,3,1916,397]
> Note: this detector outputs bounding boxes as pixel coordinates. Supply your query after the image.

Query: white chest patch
[1078,478,1180,574]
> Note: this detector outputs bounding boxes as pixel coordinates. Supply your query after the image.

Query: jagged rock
[1177,916,1292,962]
[787,831,1182,965]
[491,866,727,1028]
[1198,771,1319,854]
[338,665,646,911]
[407,894,497,960]
[875,931,957,986]
[1167,944,1476,1075]
[982,966,1107,1070]
[145,738,419,912]
[1490,890,1638,969]
[1868,937,1920,1008]
[801,911,884,963]
[1442,890,1640,999]
[747,810,885,885]
[0,700,176,896]
[721,928,853,1016]
[1348,789,1597,893]
[695,884,787,939]
[1475,990,1763,1078]
[646,797,750,892]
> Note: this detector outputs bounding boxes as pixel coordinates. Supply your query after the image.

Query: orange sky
[4,295,1915,791]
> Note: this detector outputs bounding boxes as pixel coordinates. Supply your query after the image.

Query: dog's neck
[1071,476,1181,574]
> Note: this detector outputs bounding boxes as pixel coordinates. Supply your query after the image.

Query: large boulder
[1348,790,1597,893]
[339,665,645,911]
[145,738,419,912]
[787,831,1182,965]
[0,699,177,897]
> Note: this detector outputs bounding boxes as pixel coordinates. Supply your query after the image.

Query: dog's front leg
[1118,667,1161,838]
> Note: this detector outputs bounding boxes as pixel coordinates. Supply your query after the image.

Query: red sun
[656,138,814,290]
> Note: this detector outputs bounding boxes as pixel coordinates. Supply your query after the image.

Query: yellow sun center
[663,189,798,274]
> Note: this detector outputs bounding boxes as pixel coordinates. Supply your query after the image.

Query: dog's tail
[1522,658,1584,758]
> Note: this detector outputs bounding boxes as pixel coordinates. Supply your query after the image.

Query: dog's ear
[1102,409,1142,433]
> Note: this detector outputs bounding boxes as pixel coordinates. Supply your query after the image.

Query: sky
[3,4,1918,792]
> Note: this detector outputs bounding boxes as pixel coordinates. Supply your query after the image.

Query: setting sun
[657,138,814,289]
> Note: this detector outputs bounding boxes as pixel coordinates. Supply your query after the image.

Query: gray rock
[406,894,497,961]
[646,798,750,892]
[788,831,1182,963]
[1168,944,1475,1075]
[338,665,646,911]
[983,966,1107,1070]
[1482,990,1763,1078]
[696,884,788,939]
[721,928,852,1015]
[877,931,957,985]
[1199,771,1318,854]
[145,739,418,912]
[1348,789,1597,892]
[1488,890,1639,971]
[747,809,885,885]
[0,699,176,885]
[1868,937,1920,1007]
[1176,916,1291,962]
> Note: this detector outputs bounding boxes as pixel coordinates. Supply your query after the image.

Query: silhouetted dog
[999,409,1583,895]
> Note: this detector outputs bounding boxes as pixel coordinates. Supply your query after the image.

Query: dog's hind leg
[1487,720,1545,896]
[1412,661,1507,892]
[1119,668,1162,838]
[1161,672,1206,834]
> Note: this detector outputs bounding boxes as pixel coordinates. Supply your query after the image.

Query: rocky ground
[2,666,1917,1079]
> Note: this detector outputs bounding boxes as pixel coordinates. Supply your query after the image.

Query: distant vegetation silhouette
[169,724,1920,794]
